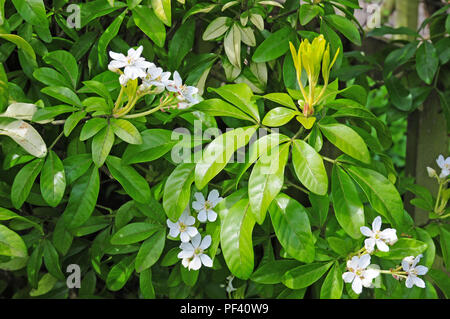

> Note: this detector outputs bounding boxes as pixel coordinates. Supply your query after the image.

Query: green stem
[113,86,125,113]
[48,130,65,150]
[435,181,444,214]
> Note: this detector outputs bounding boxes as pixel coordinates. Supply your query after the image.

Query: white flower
[166,71,200,108]
[225,275,237,293]
[108,46,152,84]
[360,216,398,253]
[192,190,223,223]
[436,154,450,178]
[178,233,213,271]
[141,64,171,93]
[402,254,428,289]
[166,209,198,243]
[342,254,380,294]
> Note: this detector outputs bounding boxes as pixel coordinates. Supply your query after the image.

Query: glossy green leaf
[416,41,439,85]
[135,229,166,273]
[252,27,292,63]
[80,118,108,141]
[110,119,142,145]
[11,158,44,209]
[106,255,135,291]
[375,238,427,260]
[324,14,361,46]
[92,124,115,167]
[168,19,194,70]
[282,262,333,289]
[262,107,297,127]
[163,163,195,221]
[43,240,64,280]
[202,16,231,41]
[0,224,27,258]
[319,123,370,164]
[292,139,328,195]
[151,0,171,26]
[331,165,364,239]
[320,261,343,299]
[98,10,126,69]
[106,156,151,204]
[40,150,66,207]
[220,198,255,279]
[41,87,82,107]
[43,50,78,89]
[251,259,299,284]
[110,222,162,245]
[269,193,315,263]
[133,5,166,47]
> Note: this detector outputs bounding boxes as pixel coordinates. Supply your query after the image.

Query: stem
[113,86,125,113]
[286,181,309,194]
[291,127,304,141]
[322,156,336,164]
[434,181,444,214]
[48,130,65,150]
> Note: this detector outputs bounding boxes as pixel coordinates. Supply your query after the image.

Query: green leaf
[33,67,72,88]
[195,126,257,190]
[43,240,64,280]
[11,158,44,209]
[43,50,78,89]
[416,41,439,85]
[0,224,27,258]
[183,3,218,23]
[133,5,166,47]
[375,238,427,260]
[320,261,343,299]
[282,262,333,289]
[40,150,66,207]
[291,139,328,195]
[27,242,44,288]
[92,124,115,167]
[0,117,47,157]
[191,99,255,122]
[324,14,361,46]
[343,165,405,229]
[122,129,175,165]
[135,229,166,272]
[202,16,231,41]
[308,193,329,227]
[64,110,87,137]
[32,105,77,123]
[80,118,108,141]
[180,263,199,287]
[209,83,259,121]
[299,4,322,25]
[140,269,155,298]
[269,193,315,263]
[319,123,370,164]
[251,260,299,284]
[110,222,162,245]
[385,76,413,111]
[248,143,289,224]
[41,86,82,107]
[106,156,151,204]
[0,33,36,63]
[168,19,194,70]
[224,23,241,69]
[440,225,450,272]
[252,27,292,62]
[63,153,92,185]
[220,198,255,279]
[62,166,100,229]
[262,107,297,127]
[110,119,142,145]
[29,273,58,297]
[0,207,42,234]
[262,93,297,110]
[151,0,171,26]
[163,163,195,221]
[428,269,450,299]
[331,165,364,239]
[106,255,135,291]
[98,10,126,69]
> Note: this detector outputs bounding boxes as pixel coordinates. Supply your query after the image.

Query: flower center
[355,269,363,277]
[194,247,203,255]
[179,222,187,232]
[204,201,212,210]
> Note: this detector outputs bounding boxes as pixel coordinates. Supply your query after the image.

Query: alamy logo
[66,264,81,288]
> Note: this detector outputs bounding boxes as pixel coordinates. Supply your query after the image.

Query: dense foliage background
[0,0,448,299]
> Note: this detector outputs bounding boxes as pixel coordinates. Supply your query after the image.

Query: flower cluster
[108,45,200,116]
[166,189,223,271]
[427,154,450,179]
[342,216,428,295]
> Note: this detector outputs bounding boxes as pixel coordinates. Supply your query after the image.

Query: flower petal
[376,239,389,252]
[200,254,213,268]
[200,235,212,250]
[207,210,218,222]
[342,272,355,283]
[189,256,202,271]
[415,265,428,276]
[197,210,207,223]
[352,276,363,294]
[372,216,382,232]
[360,226,373,237]
[358,254,371,269]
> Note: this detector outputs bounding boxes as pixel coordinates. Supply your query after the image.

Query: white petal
[445,157,450,165]
[364,268,380,281]
[342,272,355,283]
[189,256,202,270]
[178,250,194,259]
[200,254,213,267]
[109,51,126,61]
[413,276,426,288]
[186,226,198,237]
[197,210,207,223]
[207,189,220,203]
[402,259,411,272]
[207,210,218,222]
[358,254,371,269]
[415,265,428,276]
[360,226,373,237]
[194,192,205,204]
[180,231,190,243]
[169,227,180,238]
[191,233,202,248]
[412,254,423,267]
[437,155,445,169]
[347,256,360,270]
[185,215,196,226]
[180,242,194,252]
[376,239,389,252]
[405,275,414,288]
[372,216,382,232]
[181,258,190,268]
[352,276,363,294]
[109,60,127,69]
[192,201,204,211]
[173,71,182,86]
[364,238,376,253]
[200,235,212,250]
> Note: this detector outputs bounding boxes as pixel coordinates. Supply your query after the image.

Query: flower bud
[427,167,437,178]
